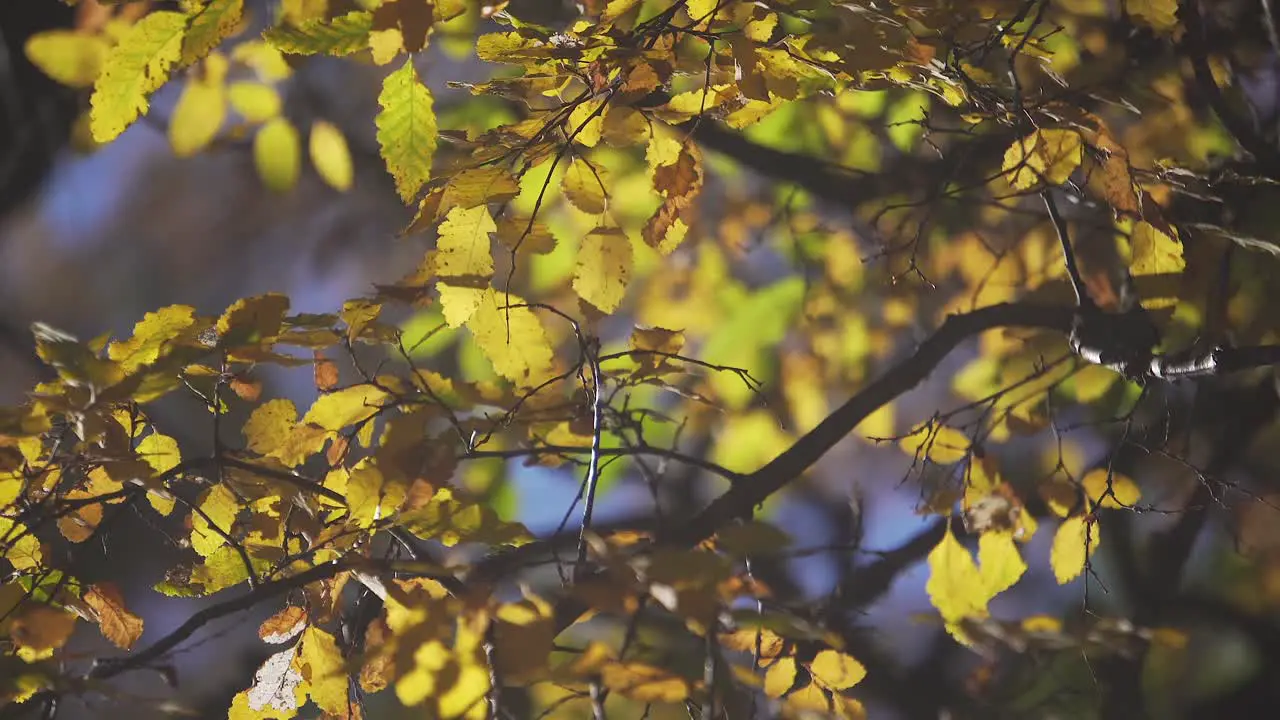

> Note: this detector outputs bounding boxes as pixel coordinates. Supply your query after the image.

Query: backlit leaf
[900,424,970,464]
[263,10,374,55]
[244,399,298,455]
[377,58,437,202]
[573,226,633,312]
[254,117,302,192]
[433,205,497,280]
[925,527,986,623]
[297,626,347,714]
[562,157,608,214]
[84,583,144,650]
[190,484,239,557]
[1050,515,1099,584]
[466,290,557,387]
[90,11,188,143]
[808,649,866,691]
[1081,468,1141,509]
[183,0,245,64]
[1002,128,1083,189]
[309,120,354,191]
[25,31,109,88]
[1129,221,1184,276]
[229,82,282,122]
[977,530,1026,597]
[302,384,389,431]
[170,66,227,157]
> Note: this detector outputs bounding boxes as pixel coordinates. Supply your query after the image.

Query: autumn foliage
[7,0,1280,717]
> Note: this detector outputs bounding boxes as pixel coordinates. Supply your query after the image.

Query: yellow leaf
[925,527,987,623]
[228,82,282,122]
[562,157,608,214]
[137,432,181,475]
[900,424,969,464]
[254,117,302,192]
[567,96,606,147]
[1129,221,1184,276]
[439,657,491,718]
[25,31,109,88]
[218,293,290,344]
[10,606,77,655]
[243,399,298,455]
[433,206,496,280]
[1081,468,1141,509]
[182,0,245,65]
[297,626,347,714]
[1050,515,1099,584]
[90,11,188,143]
[1002,128,1083,189]
[170,70,227,157]
[438,284,488,328]
[377,57,437,202]
[191,484,239,557]
[1126,0,1178,33]
[977,530,1027,597]
[309,120,353,191]
[599,662,690,703]
[347,460,389,527]
[466,290,557,388]
[303,384,389,431]
[808,649,866,691]
[763,656,796,698]
[262,10,374,55]
[85,583,144,650]
[440,167,522,216]
[107,304,197,370]
[573,226,633,312]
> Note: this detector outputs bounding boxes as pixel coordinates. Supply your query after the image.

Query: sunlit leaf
[1081,468,1141,509]
[377,57,437,202]
[808,649,866,691]
[84,583,144,650]
[254,117,302,192]
[1002,128,1083,189]
[309,120,354,191]
[25,31,109,88]
[263,10,374,55]
[573,226,633,312]
[90,11,187,143]
[1050,515,1099,584]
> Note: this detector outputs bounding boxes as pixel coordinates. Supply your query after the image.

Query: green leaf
[90,11,188,143]
[376,58,437,203]
[262,10,374,56]
[182,0,245,65]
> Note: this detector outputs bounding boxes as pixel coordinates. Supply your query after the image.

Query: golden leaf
[254,116,301,192]
[85,583,144,650]
[573,226,633,312]
[90,11,187,143]
[1050,515,1099,584]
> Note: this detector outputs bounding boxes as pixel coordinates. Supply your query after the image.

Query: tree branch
[661,302,1075,546]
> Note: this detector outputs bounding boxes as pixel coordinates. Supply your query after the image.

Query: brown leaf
[85,583,144,650]
[314,351,340,391]
[11,604,78,653]
[259,605,308,644]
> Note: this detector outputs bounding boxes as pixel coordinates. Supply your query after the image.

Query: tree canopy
[5,0,1280,717]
